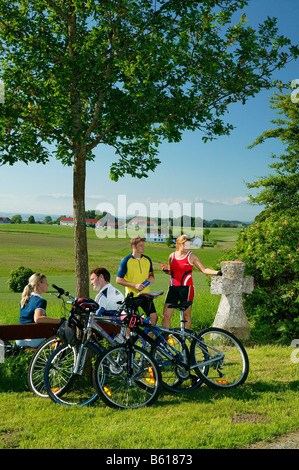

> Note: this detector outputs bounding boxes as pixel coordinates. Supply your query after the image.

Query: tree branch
[42,0,72,24]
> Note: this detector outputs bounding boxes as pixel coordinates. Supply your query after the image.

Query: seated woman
[16,272,61,348]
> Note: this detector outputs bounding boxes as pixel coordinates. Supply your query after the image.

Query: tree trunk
[73,147,89,297]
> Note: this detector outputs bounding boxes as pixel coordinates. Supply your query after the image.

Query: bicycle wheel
[27,336,63,398]
[151,333,204,393]
[190,327,249,389]
[44,342,101,406]
[93,345,162,409]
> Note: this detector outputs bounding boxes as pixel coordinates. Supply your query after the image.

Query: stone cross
[210,261,254,340]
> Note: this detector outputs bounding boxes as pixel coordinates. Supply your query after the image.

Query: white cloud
[86,194,106,200]
[141,196,249,207]
[0,193,18,200]
[39,193,72,199]
[199,197,249,206]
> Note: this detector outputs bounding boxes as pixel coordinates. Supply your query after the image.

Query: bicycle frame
[85,313,149,380]
[158,322,225,371]
[53,284,224,378]
[51,284,136,378]
[97,293,226,374]
[122,310,225,373]
[49,286,247,398]
[68,312,121,375]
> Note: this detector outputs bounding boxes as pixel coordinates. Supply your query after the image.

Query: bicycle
[27,284,92,398]
[92,335,162,410]
[44,285,162,409]
[122,292,205,393]
[115,292,249,392]
[190,326,249,390]
[27,336,64,398]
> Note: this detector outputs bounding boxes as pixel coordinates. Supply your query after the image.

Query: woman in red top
[162,235,220,329]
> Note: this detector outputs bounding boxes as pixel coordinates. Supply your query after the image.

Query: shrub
[8,266,34,293]
[220,212,299,344]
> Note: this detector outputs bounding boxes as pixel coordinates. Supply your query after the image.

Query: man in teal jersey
[116,236,157,324]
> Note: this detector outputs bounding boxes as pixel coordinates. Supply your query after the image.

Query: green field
[0,224,232,327]
[0,223,237,276]
[1,224,298,450]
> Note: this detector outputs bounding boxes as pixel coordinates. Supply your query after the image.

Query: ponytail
[20,273,46,308]
[21,284,32,308]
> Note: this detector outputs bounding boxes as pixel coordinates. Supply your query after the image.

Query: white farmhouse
[145,229,170,243]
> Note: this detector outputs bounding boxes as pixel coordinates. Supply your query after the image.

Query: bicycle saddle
[137,291,164,298]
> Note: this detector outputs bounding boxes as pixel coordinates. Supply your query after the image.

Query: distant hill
[203,219,249,227]
[0,212,252,226]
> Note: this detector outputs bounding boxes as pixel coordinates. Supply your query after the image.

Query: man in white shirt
[90,267,124,315]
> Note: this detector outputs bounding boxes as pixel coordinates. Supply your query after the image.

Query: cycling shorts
[165,285,194,304]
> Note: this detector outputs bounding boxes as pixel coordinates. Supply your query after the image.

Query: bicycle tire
[93,345,162,409]
[27,336,63,398]
[151,333,204,393]
[190,327,249,389]
[44,341,101,407]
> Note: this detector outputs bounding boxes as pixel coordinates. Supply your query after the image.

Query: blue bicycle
[111,292,249,393]
[44,286,162,409]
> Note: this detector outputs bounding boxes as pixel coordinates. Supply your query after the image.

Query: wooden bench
[0,323,59,341]
[0,321,120,342]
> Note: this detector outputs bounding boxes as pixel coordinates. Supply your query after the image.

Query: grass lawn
[0,224,298,449]
[0,345,298,449]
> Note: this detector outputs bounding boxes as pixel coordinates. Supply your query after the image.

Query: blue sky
[1,0,298,223]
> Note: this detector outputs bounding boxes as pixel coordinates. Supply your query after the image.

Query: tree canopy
[0,0,298,294]
[226,212,299,343]
[247,89,299,218]
[1,1,298,174]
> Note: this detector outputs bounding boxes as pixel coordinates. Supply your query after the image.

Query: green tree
[11,214,22,224]
[85,210,96,220]
[0,1,298,296]
[203,228,210,241]
[27,215,35,224]
[85,209,102,220]
[247,89,299,218]
[225,213,299,344]
[165,235,173,247]
[44,215,52,224]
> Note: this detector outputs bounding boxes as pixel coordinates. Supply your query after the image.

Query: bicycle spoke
[191,328,249,389]
[93,345,161,409]
[27,337,62,398]
[149,333,204,393]
[44,344,99,406]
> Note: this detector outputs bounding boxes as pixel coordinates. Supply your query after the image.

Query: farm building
[0,217,11,224]
[60,217,99,227]
[145,229,170,243]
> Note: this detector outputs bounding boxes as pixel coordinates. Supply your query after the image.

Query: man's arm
[116,276,144,291]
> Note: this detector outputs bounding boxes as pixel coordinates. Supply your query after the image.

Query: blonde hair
[21,273,46,308]
[176,234,191,251]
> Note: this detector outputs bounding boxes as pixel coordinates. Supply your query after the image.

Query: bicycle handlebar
[52,284,76,301]
[52,284,65,295]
